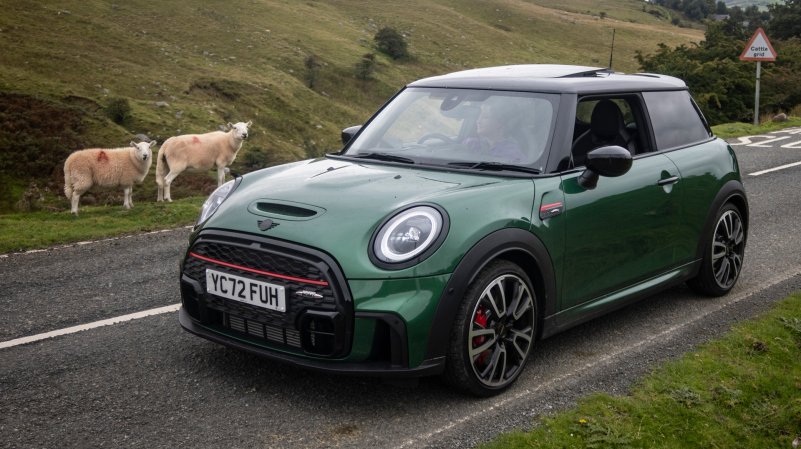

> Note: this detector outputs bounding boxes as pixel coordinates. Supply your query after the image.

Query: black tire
[687,203,746,296]
[443,260,538,397]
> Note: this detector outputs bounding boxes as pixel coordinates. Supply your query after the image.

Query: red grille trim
[189,251,330,287]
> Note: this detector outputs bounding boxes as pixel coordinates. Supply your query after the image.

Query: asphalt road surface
[2,128,801,449]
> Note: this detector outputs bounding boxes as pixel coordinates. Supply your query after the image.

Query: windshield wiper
[448,161,541,174]
[351,152,415,164]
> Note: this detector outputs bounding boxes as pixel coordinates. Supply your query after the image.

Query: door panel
[559,154,683,310]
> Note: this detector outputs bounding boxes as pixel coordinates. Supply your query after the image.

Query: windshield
[344,88,558,172]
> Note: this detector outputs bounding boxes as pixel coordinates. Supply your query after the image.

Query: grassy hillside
[0,0,702,213]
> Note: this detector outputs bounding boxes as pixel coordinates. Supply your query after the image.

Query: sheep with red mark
[63,141,156,214]
[155,121,251,202]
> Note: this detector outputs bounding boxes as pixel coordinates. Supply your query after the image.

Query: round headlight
[197,179,237,225]
[372,205,447,267]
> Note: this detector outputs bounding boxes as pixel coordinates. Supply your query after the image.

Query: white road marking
[395,267,801,449]
[0,304,181,350]
[745,136,791,147]
[749,161,801,176]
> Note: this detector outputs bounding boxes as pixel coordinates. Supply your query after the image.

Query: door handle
[657,176,679,186]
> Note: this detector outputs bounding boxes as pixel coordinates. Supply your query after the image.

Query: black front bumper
[179,307,445,377]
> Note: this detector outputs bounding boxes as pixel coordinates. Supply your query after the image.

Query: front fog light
[372,205,448,267]
[197,179,238,224]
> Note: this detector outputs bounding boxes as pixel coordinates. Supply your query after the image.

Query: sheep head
[129,140,156,162]
[227,121,251,140]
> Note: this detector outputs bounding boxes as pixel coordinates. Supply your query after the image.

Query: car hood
[201,157,535,278]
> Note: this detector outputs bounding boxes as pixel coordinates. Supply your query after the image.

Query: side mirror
[341,125,362,145]
[578,145,632,189]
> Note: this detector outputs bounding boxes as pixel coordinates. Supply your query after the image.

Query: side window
[569,95,649,169]
[643,91,712,151]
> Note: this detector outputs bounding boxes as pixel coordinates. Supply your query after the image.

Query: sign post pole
[739,27,777,126]
[754,60,761,126]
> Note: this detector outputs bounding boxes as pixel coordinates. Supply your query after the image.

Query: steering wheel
[417,133,455,144]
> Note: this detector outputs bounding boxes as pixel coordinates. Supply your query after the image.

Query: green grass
[482,292,801,449]
[712,115,801,139]
[0,197,203,254]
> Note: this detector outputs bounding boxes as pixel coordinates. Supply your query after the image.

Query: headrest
[590,100,623,139]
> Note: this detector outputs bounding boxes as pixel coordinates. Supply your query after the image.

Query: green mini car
[178,65,748,396]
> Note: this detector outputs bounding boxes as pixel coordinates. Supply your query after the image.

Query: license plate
[205,269,286,312]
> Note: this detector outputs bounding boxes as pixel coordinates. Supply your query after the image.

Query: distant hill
[724,0,780,9]
[0,0,703,211]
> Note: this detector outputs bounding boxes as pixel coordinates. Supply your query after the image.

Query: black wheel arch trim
[694,179,749,261]
[424,227,557,361]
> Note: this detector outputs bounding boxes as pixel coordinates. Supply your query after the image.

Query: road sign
[740,27,777,62]
[739,28,777,125]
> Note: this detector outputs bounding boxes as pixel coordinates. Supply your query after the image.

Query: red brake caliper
[473,306,490,366]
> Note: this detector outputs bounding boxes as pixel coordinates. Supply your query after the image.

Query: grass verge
[481,292,801,449]
[712,116,801,139]
[0,197,203,254]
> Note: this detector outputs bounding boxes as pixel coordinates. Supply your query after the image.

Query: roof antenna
[608,28,616,70]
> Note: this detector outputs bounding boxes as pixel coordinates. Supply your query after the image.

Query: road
[2,128,801,449]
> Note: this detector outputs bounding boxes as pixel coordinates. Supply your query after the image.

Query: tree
[374,27,409,60]
[637,0,801,122]
[767,0,801,39]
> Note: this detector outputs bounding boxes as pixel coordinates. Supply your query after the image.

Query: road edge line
[0,304,181,350]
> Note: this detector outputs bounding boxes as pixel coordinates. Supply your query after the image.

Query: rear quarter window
[644,91,711,150]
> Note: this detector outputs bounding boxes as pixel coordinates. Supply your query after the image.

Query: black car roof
[408,64,687,94]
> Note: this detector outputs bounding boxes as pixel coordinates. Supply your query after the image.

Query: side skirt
[540,260,701,339]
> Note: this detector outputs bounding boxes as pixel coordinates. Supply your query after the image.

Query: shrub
[304,54,322,89]
[374,27,408,60]
[105,97,131,125]
[354,53,376,81]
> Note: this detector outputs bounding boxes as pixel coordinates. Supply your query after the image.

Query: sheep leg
[69,181,91,215]
[163,170,181,202]
[217,166,226,187]
[123,187,133,209]
[157,185,164,202]
[71,193,82,215]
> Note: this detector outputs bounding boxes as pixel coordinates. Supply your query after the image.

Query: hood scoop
[248,200,325,221]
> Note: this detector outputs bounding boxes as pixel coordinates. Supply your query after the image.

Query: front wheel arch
[424,228,556,362]
[443,260,539,396]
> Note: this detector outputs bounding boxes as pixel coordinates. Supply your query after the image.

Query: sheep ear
[247,120,252,127]
[149,140,157,148]
[227,122,233,129]
[130,141,136,148]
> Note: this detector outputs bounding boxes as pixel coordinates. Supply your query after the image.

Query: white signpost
[739,27,777,125]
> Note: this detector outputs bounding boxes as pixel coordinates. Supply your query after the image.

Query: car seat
[571,100,632,167]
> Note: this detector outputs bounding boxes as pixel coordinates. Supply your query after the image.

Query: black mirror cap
[341,125,362,146]
[586,145,632,178]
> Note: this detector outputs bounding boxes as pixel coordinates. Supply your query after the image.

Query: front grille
[180,231,352,357]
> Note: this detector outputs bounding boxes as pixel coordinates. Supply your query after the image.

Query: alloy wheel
[468,274,535,388]
[711,209,745,290]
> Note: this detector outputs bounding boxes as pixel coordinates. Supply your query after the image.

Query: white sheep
[63,141,156,214]
[155,121,251,202]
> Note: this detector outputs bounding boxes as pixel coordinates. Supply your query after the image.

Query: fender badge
[539,202,564,220]
[258,219,279,231]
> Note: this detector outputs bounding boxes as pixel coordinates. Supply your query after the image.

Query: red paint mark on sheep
[97,151,108,163]
[191,136,201,144]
